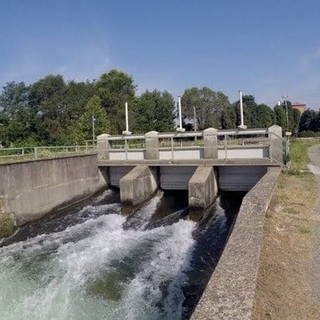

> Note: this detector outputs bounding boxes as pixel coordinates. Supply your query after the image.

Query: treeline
[0,69,301,147]
[298,109,320,136]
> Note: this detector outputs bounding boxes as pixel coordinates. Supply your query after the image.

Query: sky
[0,0,320,109]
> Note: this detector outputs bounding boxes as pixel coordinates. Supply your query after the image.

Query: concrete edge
[191,167,281,320]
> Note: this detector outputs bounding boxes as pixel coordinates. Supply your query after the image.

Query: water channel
[0,189,243,320]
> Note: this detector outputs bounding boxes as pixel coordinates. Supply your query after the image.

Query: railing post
[171,137,174,161]
[97,134,111,161]
[203,128,218,159]
[125,138,128,162]
[224,134,227,160]
[145,131,159,160]
[34,147,38,159]
[268,125,283,164]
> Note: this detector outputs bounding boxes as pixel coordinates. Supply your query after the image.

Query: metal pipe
[178,96,183,130]
[239,90,244,127]
[125,102,129,132]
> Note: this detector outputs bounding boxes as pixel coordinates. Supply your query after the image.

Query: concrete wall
[191,167,281,320]
[0,154,107,226]
[120,165,158,207]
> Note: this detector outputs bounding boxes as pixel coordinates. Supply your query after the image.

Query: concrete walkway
[307,145,320,302]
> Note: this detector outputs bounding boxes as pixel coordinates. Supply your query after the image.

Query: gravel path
[307,145,320,301]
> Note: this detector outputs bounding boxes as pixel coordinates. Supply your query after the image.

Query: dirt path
[253,147,320,319]
[307,145,320,303]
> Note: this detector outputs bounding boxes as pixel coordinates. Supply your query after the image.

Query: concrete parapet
[203,128,218,159]
[268,125,283,164]
[145,131,159,159]
[97,134,111,160]
[188,166,218,220]
[120,165,158,208]
[0,154,107,226]
[191,167,281,320]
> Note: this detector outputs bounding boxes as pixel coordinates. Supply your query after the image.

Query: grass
[289,138,320,171]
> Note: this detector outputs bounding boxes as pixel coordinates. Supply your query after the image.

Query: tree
[28,75,67,144]
[71,95,110,143]
[96,69,136,134]
[181,87,230,130]
[220,105,236,129]
[133,90,175,133]
[0,81,29,114]
[299,109,318,132]
[274,105,287,130]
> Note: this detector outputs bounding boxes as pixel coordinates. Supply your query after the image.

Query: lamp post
[281,95,289,133]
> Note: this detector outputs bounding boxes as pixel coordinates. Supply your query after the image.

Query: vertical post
[203,128,218,159]
[122,102,132,135]
[171,136,174,161]
[125,137,128,162]
[224,134,227,160]
[145,131,159,159]
[193,106,197,142]
[238,90,247,129]
[125,102,129,132]
[268,125,283,164]
[92,115,96,145]
[97,134,111,160]
[176,96,185,132]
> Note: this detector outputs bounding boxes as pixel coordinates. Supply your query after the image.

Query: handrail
[0,145,97,163]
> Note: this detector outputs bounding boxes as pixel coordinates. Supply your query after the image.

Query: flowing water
[0,189,243,320]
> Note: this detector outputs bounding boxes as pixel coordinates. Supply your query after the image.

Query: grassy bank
[253,138,320,319]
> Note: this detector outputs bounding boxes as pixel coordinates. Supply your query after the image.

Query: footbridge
[97,125,285,215]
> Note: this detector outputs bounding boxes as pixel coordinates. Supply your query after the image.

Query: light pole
[281,95,289,133]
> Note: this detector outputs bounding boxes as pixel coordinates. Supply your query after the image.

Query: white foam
[0,206,196,320]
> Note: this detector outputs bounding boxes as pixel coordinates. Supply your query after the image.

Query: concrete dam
[0,126,283,319]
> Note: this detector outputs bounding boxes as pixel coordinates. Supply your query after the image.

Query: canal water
[0,189,243,320]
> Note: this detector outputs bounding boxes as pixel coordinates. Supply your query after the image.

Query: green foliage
[133,90,175,132]
[71,95,110,144]
[96,69,136,134]
[181,87,231,130]
[233,95,276,129]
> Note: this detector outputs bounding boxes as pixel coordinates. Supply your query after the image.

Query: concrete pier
[120,165,158,208]
[188,166,218,220]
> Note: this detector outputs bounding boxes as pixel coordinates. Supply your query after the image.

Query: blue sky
[0,0,320,108]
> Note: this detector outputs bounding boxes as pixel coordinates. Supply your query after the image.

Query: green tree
[220,105,236,129]
[299,109,318,132]
[181,87,230,130]
[134,90,175,133]
[28,75,67,144]
[96,69,136,134]
[71,95,110,143]
[0,81,29,114]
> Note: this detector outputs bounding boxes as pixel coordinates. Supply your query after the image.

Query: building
[292,102,306,114]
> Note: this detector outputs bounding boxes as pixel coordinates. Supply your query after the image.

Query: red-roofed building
[292,102,306,114]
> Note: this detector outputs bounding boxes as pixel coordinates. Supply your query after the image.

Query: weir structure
[97,125,284,217]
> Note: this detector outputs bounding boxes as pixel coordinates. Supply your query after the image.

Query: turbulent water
[0,189,241,320]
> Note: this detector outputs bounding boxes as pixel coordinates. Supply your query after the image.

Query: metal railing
[105,128,284,163]
[0,145,97,163]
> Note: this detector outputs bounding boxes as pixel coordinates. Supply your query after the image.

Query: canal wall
[0,154,107,226]
[191,167,281,320]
